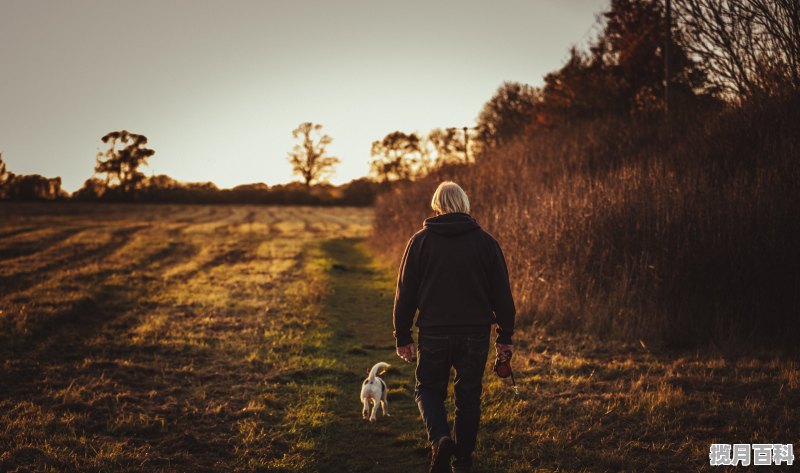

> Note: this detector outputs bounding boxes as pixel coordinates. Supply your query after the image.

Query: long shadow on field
[0,227,197,357]
[0,225,149,296]
[0,314,263,472]
[0,225,45,241]
[0,225,92,262]
[0,231,284,472]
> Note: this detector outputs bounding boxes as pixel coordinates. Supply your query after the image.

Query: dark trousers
[414,330,490,468]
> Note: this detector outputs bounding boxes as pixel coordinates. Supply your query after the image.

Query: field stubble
[0,203,372,471]
[0,203,797,472]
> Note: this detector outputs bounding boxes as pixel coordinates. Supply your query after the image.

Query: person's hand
[495,343,513,362]
[396,343,416,363]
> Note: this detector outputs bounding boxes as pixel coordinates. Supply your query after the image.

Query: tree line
[286,122,472,187]
[0,116,469,204]
[0,152,66,201]
[0,126,381,205]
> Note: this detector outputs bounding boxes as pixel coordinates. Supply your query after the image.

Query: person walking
[393,181,516,473]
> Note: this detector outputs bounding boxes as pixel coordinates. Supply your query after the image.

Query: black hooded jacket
[392,212,516,347]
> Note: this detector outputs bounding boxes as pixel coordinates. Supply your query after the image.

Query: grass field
[0,203,797,472]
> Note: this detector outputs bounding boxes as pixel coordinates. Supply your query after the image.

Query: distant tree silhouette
[287,122,340,188]
[0,152,11,199]
[6,175,63,200]
[370,131,421,182]
[73,177,107,200]
[0,152,10,188]
[145,174,180,190]
[426,128,468,165]
[475,82,542,153]
[338,177,381,205]
[0,152,65,200]
[94,130,155,196]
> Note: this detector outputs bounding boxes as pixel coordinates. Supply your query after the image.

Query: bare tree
[674,0,800,98]
[287,122,340,188]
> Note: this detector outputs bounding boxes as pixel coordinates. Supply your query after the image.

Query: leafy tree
[427,128,468,165]
[597,0,705,109]
[542,47,617,122]
[0,152,12,199]
[542,0,706,120]
[73,178,107,201]
[370,131,421,182]
[287,122,340,188]
[475,82,542,153]
[146,174,180,190]
[6,175,63,200]
[94,130,155,195]
[0,152,10,187]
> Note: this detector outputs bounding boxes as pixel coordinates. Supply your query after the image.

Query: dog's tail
[368,362,390,381]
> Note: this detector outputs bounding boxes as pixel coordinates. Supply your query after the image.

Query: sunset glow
[0,0,606,190]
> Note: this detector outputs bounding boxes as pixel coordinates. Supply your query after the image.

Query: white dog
[361,362,390,422]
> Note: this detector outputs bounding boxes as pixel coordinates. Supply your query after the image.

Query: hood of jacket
[423,212,480,236]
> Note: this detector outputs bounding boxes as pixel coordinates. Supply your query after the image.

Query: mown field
[0,203,797,472]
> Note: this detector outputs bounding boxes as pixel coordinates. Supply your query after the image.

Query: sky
[0,0,608,192]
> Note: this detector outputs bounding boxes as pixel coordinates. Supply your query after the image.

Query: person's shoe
[429,436,455,473]
[451,466,471,473]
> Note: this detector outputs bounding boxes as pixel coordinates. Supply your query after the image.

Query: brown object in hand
[493,350,513,378]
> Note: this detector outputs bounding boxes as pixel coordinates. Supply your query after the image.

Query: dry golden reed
[371,95,800,351]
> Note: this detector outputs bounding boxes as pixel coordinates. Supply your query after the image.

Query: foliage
[597,0,705,106]
[287,122,340,187]
[0,152,9,187]
[369,131,421,182]
[94,130,155,196]
[72,173,381,206]
[540,0,707,123]
[425,127,469,166]
[474,81,541,153]
[72,178,108,201]
[0,153,64,201]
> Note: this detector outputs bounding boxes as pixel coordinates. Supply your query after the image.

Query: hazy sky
[0,0,608,191]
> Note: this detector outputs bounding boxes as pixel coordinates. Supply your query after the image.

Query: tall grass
[370,95,800,351]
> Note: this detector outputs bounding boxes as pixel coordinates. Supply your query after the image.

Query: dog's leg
[381,391,390,416]
[361,397,369,420]
[369,399,378,423]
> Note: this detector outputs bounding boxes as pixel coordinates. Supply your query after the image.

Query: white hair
[431,181,470,215]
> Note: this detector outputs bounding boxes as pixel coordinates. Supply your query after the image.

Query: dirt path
[298,238,430,472]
